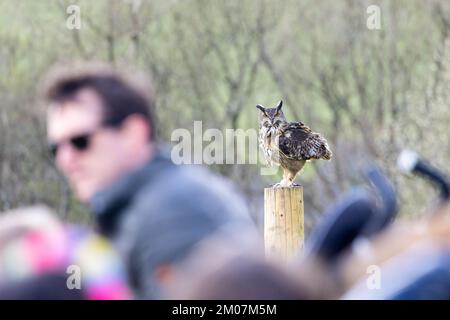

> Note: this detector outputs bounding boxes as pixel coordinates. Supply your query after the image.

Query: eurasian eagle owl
[257,100,332,187]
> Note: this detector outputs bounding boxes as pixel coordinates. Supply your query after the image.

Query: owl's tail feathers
[321,143,332,160]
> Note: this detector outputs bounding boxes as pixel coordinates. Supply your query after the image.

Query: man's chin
[73,185,96,204]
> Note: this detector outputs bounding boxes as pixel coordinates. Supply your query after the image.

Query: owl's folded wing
[279,122,332,160]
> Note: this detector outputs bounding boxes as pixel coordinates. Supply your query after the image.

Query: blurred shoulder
[140,163,250,217]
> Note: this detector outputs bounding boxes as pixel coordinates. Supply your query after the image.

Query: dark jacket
[89,147,256,298]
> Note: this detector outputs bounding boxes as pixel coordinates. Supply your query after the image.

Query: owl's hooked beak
[266,125,276,138]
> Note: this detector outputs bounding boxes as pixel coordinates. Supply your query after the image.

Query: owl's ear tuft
[276,100,283,112]
[256,104,266,113]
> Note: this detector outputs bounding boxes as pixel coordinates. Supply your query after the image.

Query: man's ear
[122,114,151,145]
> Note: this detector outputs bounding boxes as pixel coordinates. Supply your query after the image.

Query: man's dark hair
[43,63,156,140]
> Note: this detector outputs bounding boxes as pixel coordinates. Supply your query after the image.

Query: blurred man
[43,63,256,298]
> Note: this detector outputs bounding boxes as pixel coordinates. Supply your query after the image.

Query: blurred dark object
[0,272,84,300]
[342,243,450,300]
[304,166,397,264]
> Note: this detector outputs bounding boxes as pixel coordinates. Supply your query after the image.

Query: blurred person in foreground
[42,62,257,298]
[0,206,130,299]
[162,235,311,300]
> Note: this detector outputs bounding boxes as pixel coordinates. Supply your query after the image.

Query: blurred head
[160,235,308,300]
[165,254,309,299]
[0,206,132,300]
[44,63,156,202]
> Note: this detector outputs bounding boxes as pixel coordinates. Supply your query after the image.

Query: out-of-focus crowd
[0,63,448,300]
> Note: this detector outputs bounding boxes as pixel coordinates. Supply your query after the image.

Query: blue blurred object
[342,246,450,300]
[304,166,397,263]
[304,189,377,263]
[360,166,397,236]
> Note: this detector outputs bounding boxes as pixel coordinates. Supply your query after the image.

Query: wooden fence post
[264,186,304,261]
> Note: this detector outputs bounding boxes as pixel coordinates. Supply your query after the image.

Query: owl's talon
[270,182,301,188]
[270,183,282,188]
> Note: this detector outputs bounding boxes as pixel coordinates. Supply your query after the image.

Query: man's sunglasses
[49,132,94,158]
[48,119,124,159]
